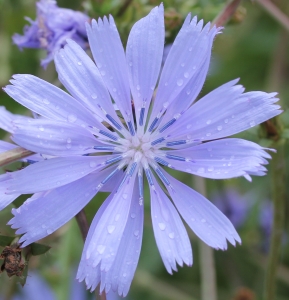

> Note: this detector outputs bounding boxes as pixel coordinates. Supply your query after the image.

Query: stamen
[138,169,144,205]
[166,140,187,147]
[154,157,170,167]
[101,168,119,185]
[166,154,186,161]
[159,118,176,133]
[106,114,122,130]
[148,117,159,132]
[99,130,118,141]
[139,107,145,126]
[151,137,165,146]
[127,120,135,136]
[117,161,137,190]
[128,162,137,176]
[145,168,154,186]
[27,159,37,164]
[155,167,170,186]
[159,113,181,133]
[94,145,115,151]
[105,155,123,165]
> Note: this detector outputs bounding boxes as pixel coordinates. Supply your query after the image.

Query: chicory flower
[13,0,89,68]
[2,4,281,296]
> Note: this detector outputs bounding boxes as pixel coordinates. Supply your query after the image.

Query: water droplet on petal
[250,121,255,127]
[197,167,205,174]
[67,138,71,143]
[189,47,193,51]
[67,114,77,123]
[39,126,44,131]
[134,230,139,237]
[201,218,206,223]
[224,119,229,123]
[169,232,175,239]
[43,98,50,104]
[123,273,127,277]
[101,71,106,76]
[184,72,189,78]
[131,213,136,219]
[41,224,47,229]
[89,161,97,168]
[158,223,166,230]
[191,218,195,222]
[186,124,192,129]
[77,61,82,66]
[206,120,211,125]
[177,79,183,86]
[91,94,97,99]
[136,85,140,91]
[122,193,128,199]
[181,63,185,67]
[107,225,115,234]
[186,90,191,95]
[217,125,222,131]
[55,105,60,110]
[206,133,211,137]
[115,214,120,221]
[47,229,53,234]
[97,245,105,254]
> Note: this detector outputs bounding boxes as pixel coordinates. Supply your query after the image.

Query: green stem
[264,145,286,300]
[193,176,217,300]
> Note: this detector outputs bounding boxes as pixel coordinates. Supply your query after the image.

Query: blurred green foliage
[0,0,289,299]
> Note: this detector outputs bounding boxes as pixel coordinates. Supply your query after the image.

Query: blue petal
[160,169,241,249]
[86,17,132,124]
[12,119,103,156]
[165,138,272,179]
[4,75,105,130]
[8,167,118,247]
[85,173,137,272]
[149,176,192,273]
[55,40,119,124]
[6,155,117,194]
[148,16,220,130]
[126,4,164,125]
[164,80,281,140]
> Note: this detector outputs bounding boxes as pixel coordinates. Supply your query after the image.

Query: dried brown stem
[212,0,242,27]
[255,0,289,32]
[75,210,89,241]
[0,147,34,168]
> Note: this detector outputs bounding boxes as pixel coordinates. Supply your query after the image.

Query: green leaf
[17,262,28,287]
[30,243,51,256]
[0,235,15,247]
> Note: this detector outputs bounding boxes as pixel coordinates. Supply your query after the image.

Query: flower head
[13,0,89,68]
[3,4,281,296]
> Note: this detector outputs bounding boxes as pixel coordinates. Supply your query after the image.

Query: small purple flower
[213,189,249,228]
[13,0,89,68]
[2,5,281,296]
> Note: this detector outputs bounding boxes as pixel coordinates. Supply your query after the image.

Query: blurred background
[0,0,289,299]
